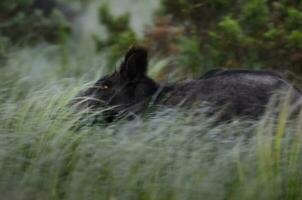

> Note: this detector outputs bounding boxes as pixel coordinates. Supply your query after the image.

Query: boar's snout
[71,86,107,111]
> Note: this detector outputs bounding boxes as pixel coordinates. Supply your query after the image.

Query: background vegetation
[155,0,302,78]
[1,0,302,199]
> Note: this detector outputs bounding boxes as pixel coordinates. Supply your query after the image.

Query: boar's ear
[120,46,148,81]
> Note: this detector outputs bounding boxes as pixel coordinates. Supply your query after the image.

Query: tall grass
[1,43,302,200]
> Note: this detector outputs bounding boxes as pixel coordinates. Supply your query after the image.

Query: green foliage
[218,16,243,41]
[285,7,302,30]
[161,0,302,75]
[99,4,131,33]
[161,0,234,29]
[177,36,205,76]
[95,4,138,70]
[288,30,302,49]
[240,0,269,34]
[0,0,71,46]
[0,0,33,11]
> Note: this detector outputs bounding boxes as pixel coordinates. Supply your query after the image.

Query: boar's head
[72,46,159,120]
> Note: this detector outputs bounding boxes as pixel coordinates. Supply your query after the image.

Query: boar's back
[154,70,302,120]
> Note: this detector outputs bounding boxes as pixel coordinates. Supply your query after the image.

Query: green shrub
[0,0,71,45]
[288,30,302,49]
[160,0,302,75]
[177,36,204,76]
[95,4,138,70]
[0,0,33,11]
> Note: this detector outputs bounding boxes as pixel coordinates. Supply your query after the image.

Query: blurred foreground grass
[0,44,302,200]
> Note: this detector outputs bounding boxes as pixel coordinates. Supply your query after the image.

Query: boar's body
[73,46,302,122]
[153,71,301,120]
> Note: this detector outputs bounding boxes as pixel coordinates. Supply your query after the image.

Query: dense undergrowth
[0,43,302,200]
[1,0,302,200]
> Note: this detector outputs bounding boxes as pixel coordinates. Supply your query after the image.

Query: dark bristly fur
[72,46,302,122]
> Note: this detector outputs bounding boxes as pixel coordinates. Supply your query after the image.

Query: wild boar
[72,46,302,122]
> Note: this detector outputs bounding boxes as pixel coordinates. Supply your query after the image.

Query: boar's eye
[99,82,111,90]
[100,84,109,90]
